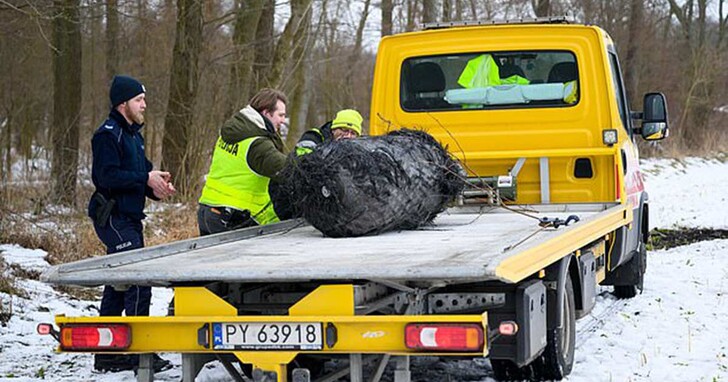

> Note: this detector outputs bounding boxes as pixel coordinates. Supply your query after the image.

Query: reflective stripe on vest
[198,136,279,225]
[295,127,323,156]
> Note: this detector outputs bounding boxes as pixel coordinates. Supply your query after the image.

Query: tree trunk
[468,0,477,20]
[162,0,202,197]
[2,112,10,182]
[406,0,417,31]
[228,0,266,113]
[344,0,371,104]
[422,0,437,24]
[253,0,275,89]
[286,3,313,146]
[50,0,82,207]
[382,0,393,36]
[531,0,550,17]
[719,0,727,48]
[667,0,716,151]
[265,0,314,89]
[624,0,644,105]
[442,0,451,22]
[106,0,119,81]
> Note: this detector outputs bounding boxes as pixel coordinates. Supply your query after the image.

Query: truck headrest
[548,62,577,83]
[410,62,446,93]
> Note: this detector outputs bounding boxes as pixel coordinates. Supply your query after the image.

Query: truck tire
[533,274,575,380]
[491,275,575,381]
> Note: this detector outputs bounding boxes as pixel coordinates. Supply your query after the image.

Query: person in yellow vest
[295,109,363,156]
[197,88,289,235]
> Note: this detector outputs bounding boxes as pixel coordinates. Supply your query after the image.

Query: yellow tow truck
[40,17,669,382]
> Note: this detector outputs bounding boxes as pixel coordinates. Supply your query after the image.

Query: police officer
[295,109,363,156]
[89,75,175,373]
[197,88,289,235]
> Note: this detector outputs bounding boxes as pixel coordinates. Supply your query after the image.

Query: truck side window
[607,53,631,134]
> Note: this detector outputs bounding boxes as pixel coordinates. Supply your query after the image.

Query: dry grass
[0,183,199,301]
[54,284,101,301]
[0,257,27,299]
[1,183,199,265]
[144,203,199,246]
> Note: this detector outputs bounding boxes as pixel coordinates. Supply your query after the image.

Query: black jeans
[197,204,257,236]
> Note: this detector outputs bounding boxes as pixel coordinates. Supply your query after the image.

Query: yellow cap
[331,109,363,136]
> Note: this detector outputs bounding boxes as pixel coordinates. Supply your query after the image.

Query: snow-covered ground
[1,157,727,382]
[642,156,728,229]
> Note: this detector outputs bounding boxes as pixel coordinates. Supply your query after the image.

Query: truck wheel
[533,274,575,380]
[613,241,647,299]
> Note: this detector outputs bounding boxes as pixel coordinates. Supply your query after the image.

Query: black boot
[94,354,135,372]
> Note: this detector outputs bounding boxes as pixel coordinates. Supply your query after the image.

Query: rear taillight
[405,323,483,351]
[60,324,131,350]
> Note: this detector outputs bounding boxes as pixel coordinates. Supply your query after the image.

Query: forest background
[0,0,727,266]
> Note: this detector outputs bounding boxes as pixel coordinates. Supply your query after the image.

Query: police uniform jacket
[88,109,157,221]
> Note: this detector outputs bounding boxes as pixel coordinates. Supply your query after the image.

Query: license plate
[212,322,323,350]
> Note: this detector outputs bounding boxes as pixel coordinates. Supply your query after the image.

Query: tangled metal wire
[279,129,464,237]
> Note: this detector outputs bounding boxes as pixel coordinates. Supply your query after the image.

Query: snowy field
[1,157,727,382]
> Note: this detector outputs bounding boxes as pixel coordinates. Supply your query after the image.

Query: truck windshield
[400,51,578,111]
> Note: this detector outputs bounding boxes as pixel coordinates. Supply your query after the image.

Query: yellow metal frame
[496,203,630,282]
[56,285,488,379]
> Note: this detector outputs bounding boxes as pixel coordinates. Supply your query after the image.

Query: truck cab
[369,17,668,378]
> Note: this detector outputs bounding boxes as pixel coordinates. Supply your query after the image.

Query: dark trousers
[197,204,257,236]
[93,214,151,316]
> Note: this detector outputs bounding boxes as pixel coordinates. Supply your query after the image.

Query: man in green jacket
[295,109,363,156]
[197,88,289,235]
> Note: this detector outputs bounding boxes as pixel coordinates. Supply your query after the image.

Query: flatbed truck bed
[42,203,626,287]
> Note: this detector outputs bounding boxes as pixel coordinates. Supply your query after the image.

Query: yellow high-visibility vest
[458,54,501,88]
[199,136,279,225]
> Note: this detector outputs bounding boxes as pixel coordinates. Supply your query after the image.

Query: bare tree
[253,0,274,89]
[161,0,203,196]
[624,0,644,104]
[442,0,451,21]
[228,0,266,112]
[382,0,393,36]
[667,0,716,150]
[105,0,118,80]
[532,0,550,17]
[345,0,372,105]
[406,0,417,31]
[286,0,314,145]
[265,0,314,88]
[50,0,82,207]
[720,0,728,48]
[422,0,437,23]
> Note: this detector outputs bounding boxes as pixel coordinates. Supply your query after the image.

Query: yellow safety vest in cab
[198,136,279,225]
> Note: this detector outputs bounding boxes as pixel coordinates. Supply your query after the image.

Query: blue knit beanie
[110,75,145,107]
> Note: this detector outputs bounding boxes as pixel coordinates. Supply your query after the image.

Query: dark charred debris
[276,129,465,237]
[648,228,728,250]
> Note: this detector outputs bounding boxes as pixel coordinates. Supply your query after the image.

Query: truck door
[607,49,645,266]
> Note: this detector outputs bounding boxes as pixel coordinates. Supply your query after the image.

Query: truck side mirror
[638,92,669,141]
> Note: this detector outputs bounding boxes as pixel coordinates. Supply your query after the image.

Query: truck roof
[42,204,628,287]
